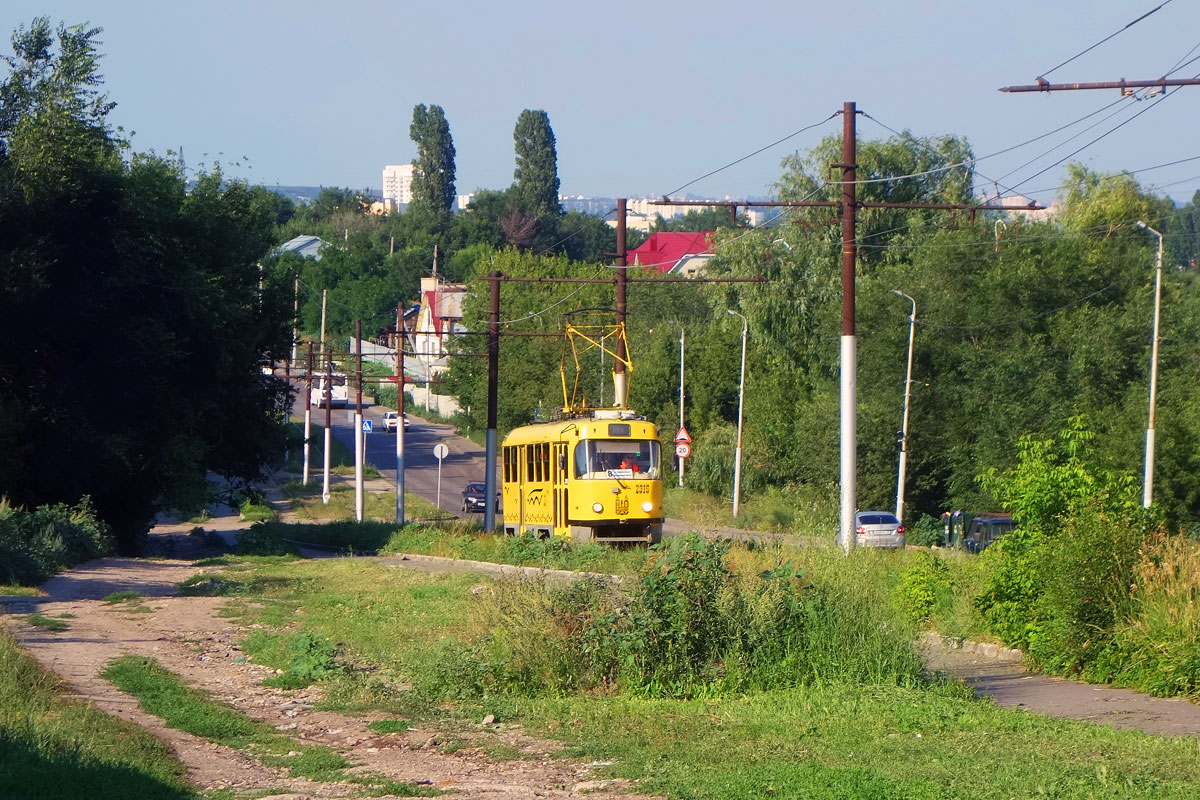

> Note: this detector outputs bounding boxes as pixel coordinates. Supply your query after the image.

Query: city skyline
[7,1,1200,205]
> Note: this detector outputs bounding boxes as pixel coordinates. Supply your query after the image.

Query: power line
[660,113,839,198]
[1038,0,1174,81]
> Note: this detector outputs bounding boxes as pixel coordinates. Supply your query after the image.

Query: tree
[0,17,114,153]
[409,104,456,219]
[0,20,291,553]
[512,109,560,219]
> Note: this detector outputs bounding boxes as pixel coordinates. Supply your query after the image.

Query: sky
[7,0,1200,206]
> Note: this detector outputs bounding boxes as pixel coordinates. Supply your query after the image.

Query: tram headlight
[641,501,653,513]
[592,502,604,513]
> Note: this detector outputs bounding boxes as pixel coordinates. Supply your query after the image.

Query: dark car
[461,481,499,514]
[962,513,1016,553]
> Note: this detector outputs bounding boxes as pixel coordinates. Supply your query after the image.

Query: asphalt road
[289,391,497,520]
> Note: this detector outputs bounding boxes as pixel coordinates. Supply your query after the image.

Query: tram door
[553,442,568,535]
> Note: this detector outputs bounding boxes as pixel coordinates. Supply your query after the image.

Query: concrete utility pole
[319,290,327,367]
[1137,221,1164,508]
[728,310,748,518]
[354,320,364,521]
[893,291,916,523]
[677,324,686,487]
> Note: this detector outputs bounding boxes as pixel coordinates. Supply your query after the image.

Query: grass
[0,630,194,799]
[177,544,1200,799]
[100,655,437,795]
[282,422,382,479]
[276,477,437,523]
[102,591,143,604]
[664,483,839,537]
[0,585,44,597]
[25,614,70,632]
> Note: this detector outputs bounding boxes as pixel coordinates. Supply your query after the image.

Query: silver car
[854,511,906,548]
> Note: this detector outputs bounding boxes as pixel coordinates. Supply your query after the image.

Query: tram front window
[575,440,660,479]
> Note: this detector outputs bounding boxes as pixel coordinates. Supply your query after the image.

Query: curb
[920,631,1024,665]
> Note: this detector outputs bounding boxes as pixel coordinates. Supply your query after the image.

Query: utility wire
[660,113,839,198]
[1039,0,1174,80]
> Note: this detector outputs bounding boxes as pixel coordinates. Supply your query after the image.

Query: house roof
[422,286,465,335]
[273,234,329,260]
[629,232,715,273]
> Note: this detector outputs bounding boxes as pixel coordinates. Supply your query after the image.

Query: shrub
[418,535,924,701]
[0,497,112,585]
[894,551,950,624]
[906,514,943,548]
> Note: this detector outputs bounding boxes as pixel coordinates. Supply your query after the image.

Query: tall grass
[0,632,193,799]
[415,535,925,701]
[1092,531,1200,697]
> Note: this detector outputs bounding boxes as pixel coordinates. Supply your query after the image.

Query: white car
[382,412,409,433]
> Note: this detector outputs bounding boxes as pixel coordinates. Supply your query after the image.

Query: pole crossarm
[650,199,1044,212]
[1000,77,1200,93]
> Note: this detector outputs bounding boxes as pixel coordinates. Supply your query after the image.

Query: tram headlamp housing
[642,501,653,513]
[592,502,604,513]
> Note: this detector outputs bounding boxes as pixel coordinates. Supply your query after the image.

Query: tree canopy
[512,109,560,219]
[0,19,292,552]
[408,103,456,220]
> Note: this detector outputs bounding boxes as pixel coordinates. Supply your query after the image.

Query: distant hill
[262,185,383,205]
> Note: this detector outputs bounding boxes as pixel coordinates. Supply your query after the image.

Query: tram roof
[503,415,659,445]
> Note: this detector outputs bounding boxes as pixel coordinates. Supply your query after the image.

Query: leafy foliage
[0,497,111,585]
[511,109,560,219]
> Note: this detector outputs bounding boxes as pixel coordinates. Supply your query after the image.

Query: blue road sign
[362,419,373,434]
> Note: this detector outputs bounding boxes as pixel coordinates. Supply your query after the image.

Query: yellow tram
[501,409,664,544]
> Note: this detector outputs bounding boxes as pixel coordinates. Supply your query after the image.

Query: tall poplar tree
[408,103,456,218]
[512,109,560,218]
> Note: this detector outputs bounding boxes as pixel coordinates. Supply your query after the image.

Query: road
[285,386,770,542]
[289,391,497,520]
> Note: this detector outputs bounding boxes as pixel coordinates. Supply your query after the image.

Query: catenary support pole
[613,198,629,408]
[354,320,364,522]
[728,310,748,518]
[395,302,405,526]
[484,271,500,532]
[303,342,312,486]
[319,290,327,367]
[839,101,858,555]
[323,356,332,504]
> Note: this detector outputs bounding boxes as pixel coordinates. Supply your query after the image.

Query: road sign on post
[433,443,449,516]
[675,427,691,444]
[675,442,691,459]
[362,420,372,434]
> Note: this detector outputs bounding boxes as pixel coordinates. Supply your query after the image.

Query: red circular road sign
[675,442,691,458]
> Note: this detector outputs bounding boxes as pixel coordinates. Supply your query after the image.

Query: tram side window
[574,443,588,478]
[503,447,511,483]
[526,446,535,484]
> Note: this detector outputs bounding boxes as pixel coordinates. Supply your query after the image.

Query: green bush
[0,497,112,585]
[419,535,925,701]
[894,551,950,624]
[906,514,943,548]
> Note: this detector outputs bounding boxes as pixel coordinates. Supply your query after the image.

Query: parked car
[461,481,499,514]
[854,511,906,548]
[962,513,1016,553]
[381,412,410,433]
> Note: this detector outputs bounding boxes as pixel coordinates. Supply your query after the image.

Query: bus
[501,409,663,544]
[311,373,349,408]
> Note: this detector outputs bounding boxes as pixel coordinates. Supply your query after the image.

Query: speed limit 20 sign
[675,442,691,459]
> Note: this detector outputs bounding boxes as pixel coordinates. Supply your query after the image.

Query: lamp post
[892,291,916,522]
[728,309,748,518]
[1136,221,1163,508]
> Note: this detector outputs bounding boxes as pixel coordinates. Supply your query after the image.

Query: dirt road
[4,510,1199,798]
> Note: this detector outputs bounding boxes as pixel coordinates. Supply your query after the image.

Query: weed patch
[25,613,69,632]
[102,591,143,604]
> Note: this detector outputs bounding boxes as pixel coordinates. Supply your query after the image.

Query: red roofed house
[628,231,715,277]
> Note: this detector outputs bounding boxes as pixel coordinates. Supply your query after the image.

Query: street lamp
[727,309,748,518]
[1136,221,1164,508]
[892,291,916,523]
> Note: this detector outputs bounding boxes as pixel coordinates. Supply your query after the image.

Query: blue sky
[7,1,1200,204]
